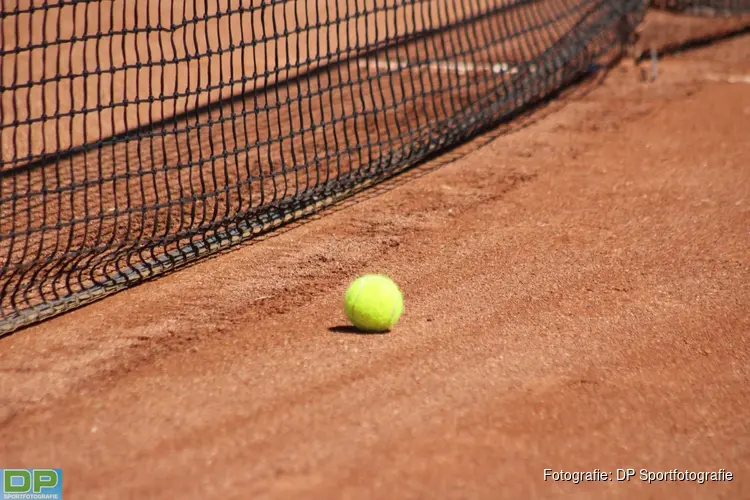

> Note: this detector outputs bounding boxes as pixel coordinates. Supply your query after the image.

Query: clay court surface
[1,14,749,499]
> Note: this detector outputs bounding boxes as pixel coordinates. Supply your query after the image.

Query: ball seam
[349,276,368,323]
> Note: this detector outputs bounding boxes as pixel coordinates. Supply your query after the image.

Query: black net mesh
[0,0,746,334]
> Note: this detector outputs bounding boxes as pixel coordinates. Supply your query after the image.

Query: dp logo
[2,469,62,499]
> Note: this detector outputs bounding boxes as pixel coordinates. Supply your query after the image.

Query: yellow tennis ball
[345,274,404,332]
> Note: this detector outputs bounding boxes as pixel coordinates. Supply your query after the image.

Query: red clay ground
[1,15,749,500]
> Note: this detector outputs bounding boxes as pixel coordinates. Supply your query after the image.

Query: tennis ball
[344,274,404,332]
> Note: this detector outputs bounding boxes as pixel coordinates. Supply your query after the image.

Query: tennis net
[0,0,746,334]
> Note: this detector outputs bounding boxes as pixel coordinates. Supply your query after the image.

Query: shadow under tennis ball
[328,325,389,335]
